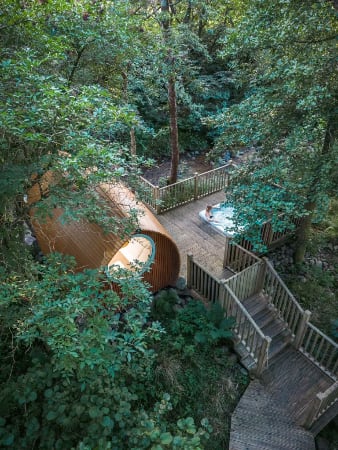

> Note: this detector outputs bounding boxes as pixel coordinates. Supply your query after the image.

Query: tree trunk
[293,202,316,264]
[293,119,335,264]
[130,127,136,156]
[161,0,180,184]
[168,77,179,184]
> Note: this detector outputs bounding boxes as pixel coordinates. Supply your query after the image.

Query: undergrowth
[284,264,338,339]
[151,289,249,449]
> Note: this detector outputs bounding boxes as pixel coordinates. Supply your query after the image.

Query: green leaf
[88,407,100,419]
[160,432,172,445]
[46,411,58,421]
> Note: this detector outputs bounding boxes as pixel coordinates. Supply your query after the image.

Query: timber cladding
[28,177,180,293]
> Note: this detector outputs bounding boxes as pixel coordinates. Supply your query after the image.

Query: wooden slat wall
[28,180,181,292]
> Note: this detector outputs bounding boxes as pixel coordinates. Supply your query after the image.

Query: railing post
[304,394,322,429]
[155,186,161,214]
[294,310,311,349]
[227,160,232,188]
[256,336,271,376]
[186,253,193,289]
[223,237,230,268]
[255,257,268,293]
[194,172,198,200]
[219,279,228,313]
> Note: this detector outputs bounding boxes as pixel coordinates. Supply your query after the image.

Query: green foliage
[208,0,338,256]
[0,255,212,449]
[169,300,235,347]
[319,199,338,244]
[284,263,337,340]
[152,288,181,321]
[152,294,247,449]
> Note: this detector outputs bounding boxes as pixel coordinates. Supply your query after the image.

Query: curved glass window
[105,233,156,280]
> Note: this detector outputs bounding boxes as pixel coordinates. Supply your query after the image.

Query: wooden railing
[138,162,233,214]
[186,254,221,303]
[220,283,271,375]
[260,217,303,248]
[138,176,159,212]
[223,239,261,273]
[225,261,265,302]
[261,258,338,380]
[261,258,309,341]
[186,254,270,375]
[305,381,338,428]
[300,322,338,379]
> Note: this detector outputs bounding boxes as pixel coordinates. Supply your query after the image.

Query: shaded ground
[142,154,212,186]
[142,150,256,186]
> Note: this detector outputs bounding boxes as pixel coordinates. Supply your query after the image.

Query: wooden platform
[157,191,337,449]
[230,380,316,450]
[156,191,233,280]
[230,347,333,449]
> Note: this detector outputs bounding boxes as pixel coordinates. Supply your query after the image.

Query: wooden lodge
[28,178,180,293]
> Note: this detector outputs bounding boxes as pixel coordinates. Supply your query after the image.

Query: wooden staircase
[242,293,292,361]
[154,193,337,449]
[229,292,335,450]
[230,380,316,450]
[186,252,338,450]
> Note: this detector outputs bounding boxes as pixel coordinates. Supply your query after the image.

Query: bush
[151,293,248,449]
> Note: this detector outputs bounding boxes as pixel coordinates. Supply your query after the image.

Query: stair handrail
[304,381,338,428]
[263,258,304,313]
[221,282,271,375]
[262,258,311,343]
[300,322,338,379]
[223,239,261,273]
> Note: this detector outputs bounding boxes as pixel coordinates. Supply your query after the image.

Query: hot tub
[199,203,241,237]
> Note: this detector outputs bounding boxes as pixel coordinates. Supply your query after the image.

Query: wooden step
[269,332,292,360]
[242,293,269,313]
[230,380,316,450]
[253,307,276,329]
[262,317,288,339]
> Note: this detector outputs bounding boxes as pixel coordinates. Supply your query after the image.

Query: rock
[315,259,323,269]
[176,277,187,290]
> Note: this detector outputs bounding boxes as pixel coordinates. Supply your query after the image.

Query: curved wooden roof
[28,179,180,292]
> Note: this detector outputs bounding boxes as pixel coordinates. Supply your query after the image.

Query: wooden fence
[223,238,261,273]
[138,162,233,214]
[186,254,270,375]
[300,322,338,379]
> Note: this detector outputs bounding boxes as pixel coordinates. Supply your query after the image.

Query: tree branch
[294,34,337,44]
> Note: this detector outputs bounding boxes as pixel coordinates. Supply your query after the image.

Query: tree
[210,0,338,261]
[0,0,153,272]
[0,4,212,447]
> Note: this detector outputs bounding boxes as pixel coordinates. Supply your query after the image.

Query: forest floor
[142,149,255,186]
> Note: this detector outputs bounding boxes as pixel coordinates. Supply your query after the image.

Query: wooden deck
[156,193,337,450]
[155,190,232,280]
[230,346,333,450]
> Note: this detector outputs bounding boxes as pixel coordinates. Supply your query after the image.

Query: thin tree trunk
[294,202,316,264]
[293,119,335,263]
[130,127,136,156]
[161,0,180,184]
[168,77,179,184]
